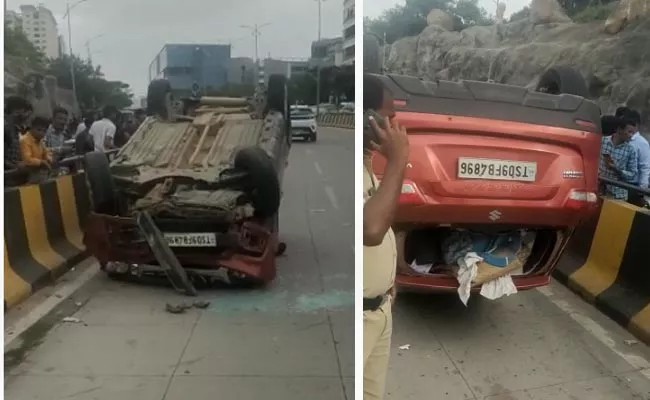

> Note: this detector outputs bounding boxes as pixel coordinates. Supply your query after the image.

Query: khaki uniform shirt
[363,161,397,298]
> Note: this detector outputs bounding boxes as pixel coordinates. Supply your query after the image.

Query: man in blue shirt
[600,116,638,200]
[616,108,649,205]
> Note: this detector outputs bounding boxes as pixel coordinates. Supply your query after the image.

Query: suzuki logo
[488,209,502,221]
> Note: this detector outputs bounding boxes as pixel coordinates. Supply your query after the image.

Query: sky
[7,0,344,97]
[363,0,531,19]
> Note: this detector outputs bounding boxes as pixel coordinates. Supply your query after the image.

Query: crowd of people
[4,95,146,185]
[599,107,650,206]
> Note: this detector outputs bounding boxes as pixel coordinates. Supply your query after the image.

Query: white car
[290,106,318,142]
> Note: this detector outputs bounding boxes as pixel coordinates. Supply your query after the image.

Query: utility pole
[315,0,325,117]
[85,33,104,64]
[241,23,270,86]
[63,0,88,114]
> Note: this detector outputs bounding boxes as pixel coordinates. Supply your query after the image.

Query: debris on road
[166,303,191,314]
[624,339,639,346]
[192,300,210,309]
[62,317,83,324]
[398,344,411,350]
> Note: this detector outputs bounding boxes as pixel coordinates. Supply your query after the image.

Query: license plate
[163,233,217,247]
[458,157,537,182]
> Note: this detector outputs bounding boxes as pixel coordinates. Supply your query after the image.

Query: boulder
[605,0,650,34]
[529,0,572,24]
[386,17,650,129]
[426,9,455,31]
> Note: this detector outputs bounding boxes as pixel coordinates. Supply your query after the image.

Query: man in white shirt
[89,105,118,152]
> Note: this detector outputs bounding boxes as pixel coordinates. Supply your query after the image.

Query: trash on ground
[62,317,83,323]
[166,303,192,314]
[624,339,639,346]
[398,344,411,350]
[192,300,210,309]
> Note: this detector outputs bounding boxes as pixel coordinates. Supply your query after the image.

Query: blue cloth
[600,136,638,199]
[628,132,650,189]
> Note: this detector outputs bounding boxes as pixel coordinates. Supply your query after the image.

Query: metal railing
[4,149,120,188]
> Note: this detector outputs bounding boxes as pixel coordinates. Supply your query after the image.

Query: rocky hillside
[385,0,650,130]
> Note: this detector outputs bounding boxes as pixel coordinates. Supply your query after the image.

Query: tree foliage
[364,0,491,44]
[46,55,133,111]
[558,0,616,17]
[5,23,133,112]
[4,23,46,71]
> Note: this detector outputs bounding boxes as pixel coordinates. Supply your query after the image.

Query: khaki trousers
[363,299,392,400]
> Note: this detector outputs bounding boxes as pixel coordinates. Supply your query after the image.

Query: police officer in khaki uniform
[363,74,409,400]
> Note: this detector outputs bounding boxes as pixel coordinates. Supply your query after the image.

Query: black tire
[267,74,287,115]
[234,147,281,219]
[146,79,173,119]
[536,66,589,97]
[84,151,117,214]
[310,131,317,142]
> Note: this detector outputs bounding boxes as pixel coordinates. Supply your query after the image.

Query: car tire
[310,131,317,142]
[535,66,589,97]
[84,151,117,214]
[234,146,281,219]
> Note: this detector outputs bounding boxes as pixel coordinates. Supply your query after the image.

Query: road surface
[5,127,355,400]
[386,281,650,399]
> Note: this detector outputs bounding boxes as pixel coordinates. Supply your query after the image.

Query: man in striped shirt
[600,116,638,200]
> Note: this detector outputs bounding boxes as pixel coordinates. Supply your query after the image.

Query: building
[228,57,256,85]
[257,58,310,85]
[6,5,61,59]
[342,0,354,64]
[148,44,231,95]
[311,37,343,67]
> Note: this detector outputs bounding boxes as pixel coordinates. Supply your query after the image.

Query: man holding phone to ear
[363,74,409,400]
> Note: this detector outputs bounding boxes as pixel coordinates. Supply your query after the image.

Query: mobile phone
[363,109,385,150]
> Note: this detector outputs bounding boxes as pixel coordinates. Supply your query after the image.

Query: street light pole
[241,23,270,87]
[63,0,88,114]
[315,0,325,117]
[85,33,104,64]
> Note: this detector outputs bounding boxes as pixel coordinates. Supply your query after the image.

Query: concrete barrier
[4,173,90,310]
[317,113,354,129]
[554,198,650,342]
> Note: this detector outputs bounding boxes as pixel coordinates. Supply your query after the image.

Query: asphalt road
[386,281,650,400]
[4,127,355,400]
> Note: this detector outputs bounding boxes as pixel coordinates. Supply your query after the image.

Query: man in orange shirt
[20,116,52,183]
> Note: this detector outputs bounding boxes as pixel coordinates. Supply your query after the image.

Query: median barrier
[317,113,354,129]
[4,173,90,311]
[554,198,650,343]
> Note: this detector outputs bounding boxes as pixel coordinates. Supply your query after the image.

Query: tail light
[565,189,598,210]
[238,222,269,253]
[400,180,426,205]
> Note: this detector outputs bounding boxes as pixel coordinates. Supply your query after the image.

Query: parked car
[290,105,318,142]
[367,66,601,294]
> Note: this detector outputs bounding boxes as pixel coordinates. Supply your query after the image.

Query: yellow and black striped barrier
[317,113,354,129]
[554,198,650,342]
[4,173,90,311]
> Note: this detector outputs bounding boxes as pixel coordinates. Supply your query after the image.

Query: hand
[368,116,409,163]
[389,286,397,305]
[604,157,616,171]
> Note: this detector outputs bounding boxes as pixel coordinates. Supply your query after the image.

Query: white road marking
[537,285,650,371]
[314,161,323,176]
[325,185,340,210]
[5,264,100,349]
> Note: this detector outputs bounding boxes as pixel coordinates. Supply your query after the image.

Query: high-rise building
[6,5,61,59]
[148,44,231,95]
[342,0,354,65]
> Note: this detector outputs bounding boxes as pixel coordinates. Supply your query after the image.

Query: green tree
[4,23,46,71]
[365,0,491,44]
[46,55,133,110]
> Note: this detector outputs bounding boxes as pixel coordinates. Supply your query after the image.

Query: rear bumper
[396,273,551,293]
[83,213,277,283]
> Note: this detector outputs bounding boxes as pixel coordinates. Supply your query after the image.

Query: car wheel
[234,146,281,219]
[83,151,117,214]
[535,66,589,97]
[310,132,317,142]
